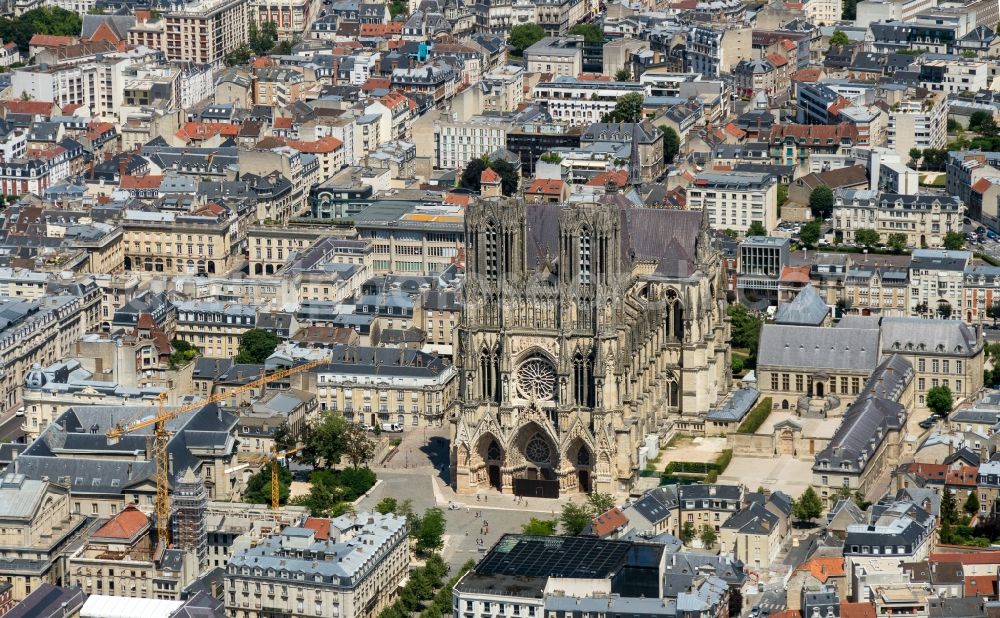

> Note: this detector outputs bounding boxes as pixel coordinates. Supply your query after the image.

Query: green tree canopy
[604,92,644,123]
[854,228,881,248]
[777,183,788,208]
[343,423,376,468]
[460,158,487,192]
[829,30,850,46]
[234,328,280,363]
[887,233,907,253]
[244,464,291,505]
[746,221,768,237]
[0,7,82,52]
[510,24,545,55]
[299,412,350,469]
[460,157,519,196]
[567,22,604,45]
[587,491,616,514]
[727,304,761,352]
[970,111,998,134]
[809,185,835,218]
[488,159,519,196]
[941,488,959,525]
[965,492,981,517]
[414,507,446,556]
[614,68,632,81]
[792,487,823,522]
[560,502,592,535]
[659,125,680,165]
[943,231,965,250]
[927,385,953,417]
[799,220,822,248]
[679,521,696,544]
[699,524,717,548]
[250,20,279,56]
[376,497,398,514]
[522,518,557,535]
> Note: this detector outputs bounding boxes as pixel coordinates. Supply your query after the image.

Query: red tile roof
[304,517,332,540]
[946,465,979,487]
[840,603,876,618]
[780,265,811,283]
[176,122,240,141]
[901,462,948,484]
[444,192,471,206]
[273,117,293,130]
[480,168,501,184]
[586,169,629,188]
[361,77,391,92]
[0,100,55,116]
[796,556,845,583]
[120,175,163,190]
[931,551,1000,565]
[526,178,564,195]
[965,575,997,597]
[360,23,403,37]
[29,34,74,47]
[791,68,824,82]
[93,505,150,540]
[285,136,344,154]
[591,507,627,537]
[972,178,993,194]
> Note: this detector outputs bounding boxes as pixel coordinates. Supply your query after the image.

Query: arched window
[573,351,595,408]
[484,222,498,281]
[579,228,591,284]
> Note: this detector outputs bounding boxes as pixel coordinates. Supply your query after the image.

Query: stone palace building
[450,197,732,496]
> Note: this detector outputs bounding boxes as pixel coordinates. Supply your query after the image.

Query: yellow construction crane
[106,358,325,548]
[270,445,303,511]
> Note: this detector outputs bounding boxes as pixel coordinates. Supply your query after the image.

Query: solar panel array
[476,534,633,579]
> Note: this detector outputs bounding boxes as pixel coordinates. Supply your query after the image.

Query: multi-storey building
[0,474,87,601]
[435,114,509,170]
[687,171,779,235]
[843,267,909,317]
[832,190,963,249]
[768,123,858,170]
[685,25,752,77]
[961,265,1000,323]
[254,0,316,39]
[354,203,463,276]
[174,301,257,359]
[524,36,583,77]
[908,249,971,318]
[887,95,947,160]
[531,77,648,125]
[121,208,242,275]
[299,345,456,428]
[225,512,409,618]
[162,0,250,67]
[481,66,525,113]
[736,236,790,302]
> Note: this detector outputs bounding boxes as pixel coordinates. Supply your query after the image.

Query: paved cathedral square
[450,197,732,495]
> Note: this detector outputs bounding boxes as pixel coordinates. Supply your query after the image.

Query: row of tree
[0,7,81,52]
[521,491,616,536]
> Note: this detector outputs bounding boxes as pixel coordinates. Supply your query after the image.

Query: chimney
[119,157,127,179]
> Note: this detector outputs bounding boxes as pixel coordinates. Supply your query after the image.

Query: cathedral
[450,196,732,496]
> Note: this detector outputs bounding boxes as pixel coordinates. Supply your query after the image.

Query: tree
[460,158,488,193]
[614,68,632,81]
[169,338,199,369]
[510,24,545,55]
[777,183,788,209]
[699,524,717,548]
[679,521,696,544]
[560,502,592,535]
[941,488,959,525]
[488,159,519,196]
[604,92,644,123]
[943,231,965,250]
[829,30,850,46]
[567,22,604,45]
[299,412,349,469]
[343,423,376,468]
[987,303,1000,325]
[792,487,823,522]
[909,148,922,168]
[659,125,680,165]
[965,492,981,517]
[389,0,407,17]
[224,44,253,67]
[522,518,557,535]
[854,228,881,249]
[415,507,446,556]
[809,185,834,218]
[587,491,616,514]
[746,221,768,237]
[926,385,953,417]
[244,464,291,505]
[731,356,745,374]
[250,20,279,56]
[0,7,83,52]
[376,497,398,514]
[727,304,762,353]
[970,111,997,134]
[887,233,908,253]
[842,0,857,19]
[799,220,821,248]
[234,328,279,363]
[728,588,744,617]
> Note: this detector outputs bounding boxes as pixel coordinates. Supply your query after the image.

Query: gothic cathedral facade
[450,197,732,495]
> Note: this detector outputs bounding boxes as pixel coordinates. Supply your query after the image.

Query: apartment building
[435,113,509,170]
[481,66,525,113]
[532,77,648,126]
[843,266,909,317]
[248,226,328,276]
[887,95,947,160]
[685,25,752,77]
[908,249,971,318]
[254,0,316,39]
[354,204,463,276]
[687,171,779,235]
[962,265,1000,323]
[174,301,257,358]
[302,345,457,428]
[0,474,87,601]
[677,484,745,533]
[832,190,963,249]
[163,0,251,67]
[524,36,583,77]
[122,208,241,275]
[225,512,409,618]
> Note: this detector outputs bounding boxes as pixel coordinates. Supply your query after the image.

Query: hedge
[659,449,733,486]
[737,397,773,434]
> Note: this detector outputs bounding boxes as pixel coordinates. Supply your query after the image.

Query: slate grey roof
[706,388,760,422]
[721,502,779,536]
[910,248,971,272]
[880,317,981,356]
[758,324,879,371]
[623,485,678,530]
[774,284,829,326]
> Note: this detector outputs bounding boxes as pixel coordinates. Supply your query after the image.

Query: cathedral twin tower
[450,196,732,496]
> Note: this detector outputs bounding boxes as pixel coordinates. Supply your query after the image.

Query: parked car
[381,422,403,432]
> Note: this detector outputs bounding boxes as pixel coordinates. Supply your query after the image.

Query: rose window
[516,357,556,401]
[525,436,551,464]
